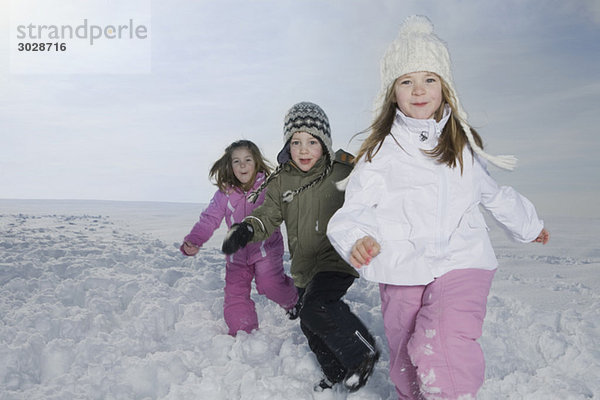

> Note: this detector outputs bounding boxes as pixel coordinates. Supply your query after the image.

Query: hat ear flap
[277,141,291,165]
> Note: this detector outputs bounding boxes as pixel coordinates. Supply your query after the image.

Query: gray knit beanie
[247,102,334,204]
[277,101,334,165]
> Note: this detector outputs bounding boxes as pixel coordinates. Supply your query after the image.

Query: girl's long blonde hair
[356,76,483,173]
[210,140,273,192]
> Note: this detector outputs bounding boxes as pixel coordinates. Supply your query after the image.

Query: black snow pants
[297,271,377,383]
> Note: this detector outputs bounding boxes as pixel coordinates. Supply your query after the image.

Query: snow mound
[1,204,599,399]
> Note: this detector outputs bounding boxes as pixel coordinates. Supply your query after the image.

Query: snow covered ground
[1,199,598,400]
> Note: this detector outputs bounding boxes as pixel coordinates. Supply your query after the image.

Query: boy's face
[290,131,323,172]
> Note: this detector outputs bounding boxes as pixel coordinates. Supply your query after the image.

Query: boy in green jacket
[222,102,379,393]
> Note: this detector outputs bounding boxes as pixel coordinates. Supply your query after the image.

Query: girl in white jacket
[327,15,549,400]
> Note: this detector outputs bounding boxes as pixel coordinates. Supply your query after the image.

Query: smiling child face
[231,147,256,187]
[289,131,323,172]
[394,71,443,120]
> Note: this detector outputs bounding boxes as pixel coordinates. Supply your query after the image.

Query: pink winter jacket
[183,172,284,264]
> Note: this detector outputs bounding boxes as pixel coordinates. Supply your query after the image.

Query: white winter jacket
[327,109,543,286]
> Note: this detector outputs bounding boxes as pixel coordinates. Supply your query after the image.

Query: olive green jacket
[245,151,358,288]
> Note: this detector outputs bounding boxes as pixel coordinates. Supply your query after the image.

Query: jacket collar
[252,171,266,189]
[287,156,326,178]
[393,106,451,148]
[226,171,265,196]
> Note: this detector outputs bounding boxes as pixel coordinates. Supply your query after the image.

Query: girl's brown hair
[210,140,273,192]
[356,75,483,173]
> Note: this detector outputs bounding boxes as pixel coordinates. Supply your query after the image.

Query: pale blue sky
[1,0,599,217]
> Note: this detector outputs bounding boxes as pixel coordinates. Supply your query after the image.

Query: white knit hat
[375,15,517,170]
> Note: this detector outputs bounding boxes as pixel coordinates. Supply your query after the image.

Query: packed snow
[1,199,598,400]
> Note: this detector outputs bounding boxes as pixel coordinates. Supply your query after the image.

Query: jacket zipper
[435,166,448,256]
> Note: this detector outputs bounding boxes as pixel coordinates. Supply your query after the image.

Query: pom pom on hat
[399,14,435,34]
[375,15,517,170]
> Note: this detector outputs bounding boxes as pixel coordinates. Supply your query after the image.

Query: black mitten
[221,222,254,254]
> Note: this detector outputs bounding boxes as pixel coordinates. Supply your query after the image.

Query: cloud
[1,0,599,216]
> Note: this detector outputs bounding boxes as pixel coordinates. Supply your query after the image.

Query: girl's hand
[350,236,381,269]
[533,228,550,245]
[182,241,200,256]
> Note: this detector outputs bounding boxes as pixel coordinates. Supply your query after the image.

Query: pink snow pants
[380,268,495,400]
[224,256,298,336]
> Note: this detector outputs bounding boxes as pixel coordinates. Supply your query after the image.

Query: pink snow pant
[380,268,495,400]
[224,256,298,336]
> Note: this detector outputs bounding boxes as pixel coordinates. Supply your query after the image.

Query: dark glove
[221,222,254,254]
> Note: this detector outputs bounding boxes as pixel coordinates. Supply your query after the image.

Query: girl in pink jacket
[181,140,298,336]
